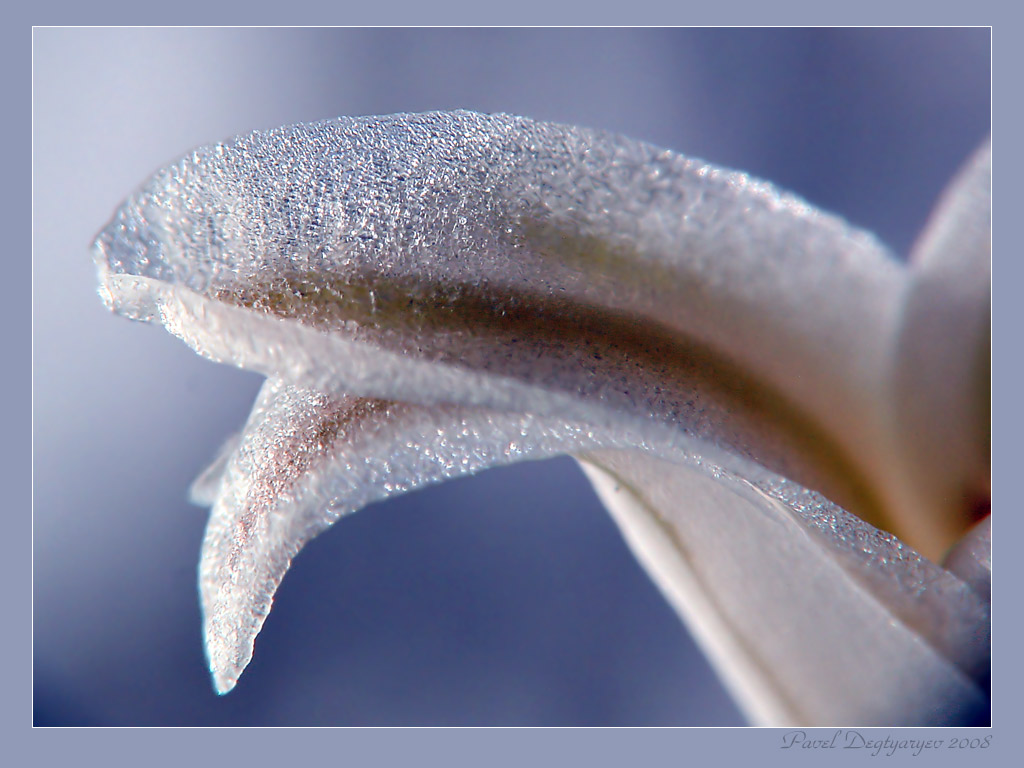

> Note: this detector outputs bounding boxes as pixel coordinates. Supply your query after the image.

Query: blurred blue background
[33,28,990,726]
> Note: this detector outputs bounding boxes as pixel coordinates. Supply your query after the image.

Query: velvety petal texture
[93,111,990,725]
[195,379,651,694]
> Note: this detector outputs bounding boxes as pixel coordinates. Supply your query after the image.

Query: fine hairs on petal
[94,111,990,725]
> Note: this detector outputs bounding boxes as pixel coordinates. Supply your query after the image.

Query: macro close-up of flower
[90,108,990,727]
[33,27,991,728]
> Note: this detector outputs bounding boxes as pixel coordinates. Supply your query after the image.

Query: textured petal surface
[197,379,989,719]
[94,111,910,541]
[197,379,619,693]
[92,112,990,724]
[198,377,763,692]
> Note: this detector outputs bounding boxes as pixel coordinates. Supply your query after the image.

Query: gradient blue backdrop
[33,28,990,726]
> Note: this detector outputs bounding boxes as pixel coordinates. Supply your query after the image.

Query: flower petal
[199,377,748,693]
[198,378,632,693]
[199,374,988,722]
[942,515,991,606]
[92,113,990,724]
[94,111,912,543]
[887,141,991,557]
[578,450,989,726]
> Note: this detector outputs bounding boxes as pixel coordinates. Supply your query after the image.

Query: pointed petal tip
[212,671,238,696]
[201,572,263,697]
[204,623,249,696]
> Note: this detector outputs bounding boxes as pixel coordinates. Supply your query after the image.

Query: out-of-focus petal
[578,451,989,726]
[942,515,991,606]
[888,142,991,558]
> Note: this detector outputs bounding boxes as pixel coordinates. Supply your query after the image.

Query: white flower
[93,111,990,726]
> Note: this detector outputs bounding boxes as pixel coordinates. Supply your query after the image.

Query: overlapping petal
[93,111,990,725]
